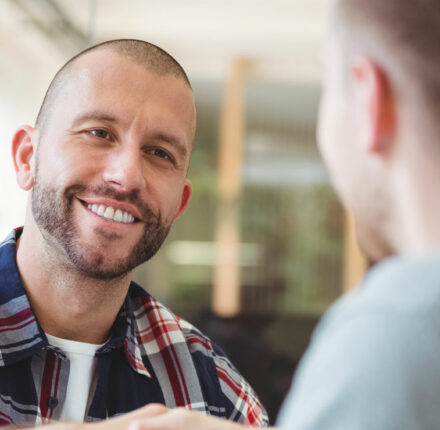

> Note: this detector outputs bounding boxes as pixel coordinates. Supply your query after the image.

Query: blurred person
[125,0,440,429]
[1,39,267,428]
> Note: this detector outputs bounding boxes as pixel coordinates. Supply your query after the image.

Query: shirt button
[47,397,58,408]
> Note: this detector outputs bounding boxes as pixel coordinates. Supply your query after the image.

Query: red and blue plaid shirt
[0,228,268,426]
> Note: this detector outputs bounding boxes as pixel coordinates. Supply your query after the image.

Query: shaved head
[35,39,191,133]
[332,0,440,129]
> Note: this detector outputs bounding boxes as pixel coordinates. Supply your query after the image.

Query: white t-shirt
[46,334,104,423]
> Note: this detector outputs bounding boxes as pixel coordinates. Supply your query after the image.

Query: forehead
[47,50,196,139]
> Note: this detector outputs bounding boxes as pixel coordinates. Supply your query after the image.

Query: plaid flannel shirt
[0,228,268,426]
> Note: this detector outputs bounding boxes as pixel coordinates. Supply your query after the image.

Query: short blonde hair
[333,0,440,122]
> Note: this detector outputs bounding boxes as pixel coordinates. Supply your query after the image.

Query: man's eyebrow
[71,111,119,127]
[154,132,189,159]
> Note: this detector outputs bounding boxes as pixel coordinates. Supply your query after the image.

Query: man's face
[317,36,391,261]
[31,50,195,279]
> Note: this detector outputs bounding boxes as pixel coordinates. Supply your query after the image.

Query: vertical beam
[343,210,368,291]
[212,59,249,317]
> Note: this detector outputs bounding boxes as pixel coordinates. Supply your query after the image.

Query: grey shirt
[277,253,440,429]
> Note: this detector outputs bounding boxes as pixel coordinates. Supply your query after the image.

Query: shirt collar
[97,289,151,378]
[0,228,151,378]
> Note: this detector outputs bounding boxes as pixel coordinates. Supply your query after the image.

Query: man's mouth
[83,202,137,224]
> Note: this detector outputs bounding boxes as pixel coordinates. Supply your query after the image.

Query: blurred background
[0,0,366,423]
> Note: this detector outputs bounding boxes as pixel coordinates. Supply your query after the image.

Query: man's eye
[89,129,111,139]
[149,148,173,161]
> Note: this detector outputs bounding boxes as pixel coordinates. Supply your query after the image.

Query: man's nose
[102,145,145,192]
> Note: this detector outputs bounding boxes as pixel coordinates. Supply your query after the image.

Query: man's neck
[389,146,440,258]
[15,225,133,344]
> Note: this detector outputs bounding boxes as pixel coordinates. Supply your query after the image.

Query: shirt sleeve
[276,306,440,430]
[179,319,269,427]
[211,343,269,427]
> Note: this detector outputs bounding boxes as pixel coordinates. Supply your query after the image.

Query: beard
[31,172,171,280]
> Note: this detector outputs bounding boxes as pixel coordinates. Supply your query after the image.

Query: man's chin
[65,248,137,280]
[75,263,134,281]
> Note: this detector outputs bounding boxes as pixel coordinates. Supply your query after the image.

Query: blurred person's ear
[351,57,395,156]
[12,125,37,191]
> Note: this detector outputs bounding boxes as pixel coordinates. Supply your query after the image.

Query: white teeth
[86,203,136,223]
[123,213,135,223]
[103,207,114,220]
[114,209,123,222]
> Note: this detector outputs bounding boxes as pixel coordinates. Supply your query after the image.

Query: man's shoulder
[127,283,269,427]
[322,252,440,333]
[308,254,440,372]
[278,254,440,429]
[128,282,218,356]
[0,228,32,305]
[127,282,248,375]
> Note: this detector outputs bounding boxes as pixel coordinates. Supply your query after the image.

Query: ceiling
[1,0,331,82]
[0,0,330,136]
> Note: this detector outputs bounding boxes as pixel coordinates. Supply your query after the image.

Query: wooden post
[343,210,368,291]
[212,59,250,317]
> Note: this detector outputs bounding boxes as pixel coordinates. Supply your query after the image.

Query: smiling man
[0,40,267,427]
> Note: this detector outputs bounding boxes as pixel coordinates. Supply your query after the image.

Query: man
[1,39,267,428]
[127,0,440,428]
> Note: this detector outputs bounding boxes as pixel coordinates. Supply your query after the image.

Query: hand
[127,407,273,430]
[33,404,169,429]
[92,404,169,430]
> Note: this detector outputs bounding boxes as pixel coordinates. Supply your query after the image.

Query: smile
[86,203,136,224]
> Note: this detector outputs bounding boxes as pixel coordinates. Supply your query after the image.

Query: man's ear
[12,125,38,191]
[351,57,395,155]
[173,179,193,222]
